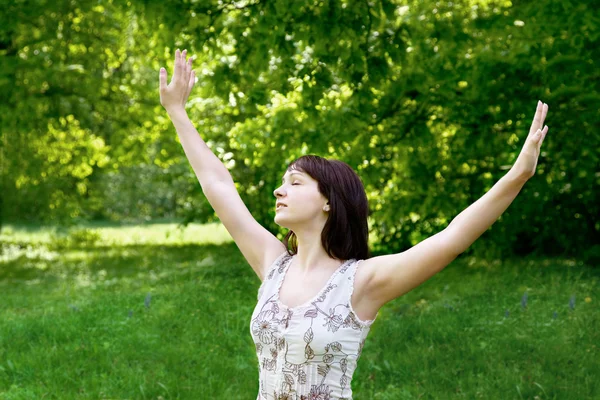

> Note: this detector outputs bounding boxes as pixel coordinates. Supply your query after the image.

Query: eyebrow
[281,171,304,183]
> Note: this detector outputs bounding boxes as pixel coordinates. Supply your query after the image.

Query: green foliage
[48,227,102,250]
[1,0,598,259]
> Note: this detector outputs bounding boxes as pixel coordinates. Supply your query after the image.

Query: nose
[273,186,283,198]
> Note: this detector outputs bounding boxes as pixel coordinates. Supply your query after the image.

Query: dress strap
[346,259,378,326]
[257,250,291,301]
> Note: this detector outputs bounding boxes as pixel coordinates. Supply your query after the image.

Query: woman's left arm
[442,100,549,255]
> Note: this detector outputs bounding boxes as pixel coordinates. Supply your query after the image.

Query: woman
[159,49,549,399]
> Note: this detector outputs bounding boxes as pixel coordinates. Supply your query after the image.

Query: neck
[291,228,342,276]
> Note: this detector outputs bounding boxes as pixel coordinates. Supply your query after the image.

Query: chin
[274,215,293,230]
[274,216,287,227]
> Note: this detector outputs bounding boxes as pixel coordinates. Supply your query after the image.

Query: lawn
[0,221,598,399]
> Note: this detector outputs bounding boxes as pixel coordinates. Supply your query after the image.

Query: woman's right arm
[166,107,234,189]
[159,49,285,280]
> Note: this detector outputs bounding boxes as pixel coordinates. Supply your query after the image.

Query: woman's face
[273,169,329,228]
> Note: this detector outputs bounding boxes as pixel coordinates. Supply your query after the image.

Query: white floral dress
[250,251,378,400]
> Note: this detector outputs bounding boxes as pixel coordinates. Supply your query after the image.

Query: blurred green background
[1,0,598,398]
[2,0,598,259]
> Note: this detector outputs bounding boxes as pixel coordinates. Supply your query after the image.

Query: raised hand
[159,49,196,113]
[511,100,549,181]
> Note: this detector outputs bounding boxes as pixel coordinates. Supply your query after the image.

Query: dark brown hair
[282,155,371,261]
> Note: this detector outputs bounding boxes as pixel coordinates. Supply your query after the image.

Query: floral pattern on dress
[250,252,378,400]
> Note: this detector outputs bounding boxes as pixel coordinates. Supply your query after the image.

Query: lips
[276,202,287,210]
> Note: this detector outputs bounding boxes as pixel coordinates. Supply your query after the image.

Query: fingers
[541,102,548,125]
[183,50,189,79]
[185,70,196,100]
[188,68,196,91]
[174,49,183,83]
[537,101,548,128]
[184,51,194,84]
[541,124,549,142]
[540,103,549,142]
[159,67,167,91]
[533,125,549,147]
[189,58,194,87]
[530,100,549,136]
[531,101,542,134]
[185,53,193,87]
[173,49,194,85]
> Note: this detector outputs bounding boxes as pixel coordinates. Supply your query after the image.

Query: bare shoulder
[355,257,374,277]
[354,233,459,307]
[355,257,378,288]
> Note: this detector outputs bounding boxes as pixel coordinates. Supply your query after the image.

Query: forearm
[166,107,234,189]
[444,169,528,254]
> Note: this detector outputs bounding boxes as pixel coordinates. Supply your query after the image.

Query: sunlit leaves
[1,0,597,261]
[35,116,110,180]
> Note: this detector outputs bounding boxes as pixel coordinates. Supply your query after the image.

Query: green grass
[0,221,598,399]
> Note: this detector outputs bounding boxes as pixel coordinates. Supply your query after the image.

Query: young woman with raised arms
[159,49,549,400]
